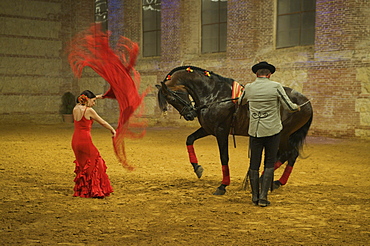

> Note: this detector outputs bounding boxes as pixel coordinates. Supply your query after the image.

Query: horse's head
[156,81,197,121]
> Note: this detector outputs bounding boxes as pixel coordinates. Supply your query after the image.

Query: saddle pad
[232,81,244,104]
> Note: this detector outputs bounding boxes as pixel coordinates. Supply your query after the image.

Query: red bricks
[1,0,369,138]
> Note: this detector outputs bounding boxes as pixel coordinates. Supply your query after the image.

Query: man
[239,61,300,207]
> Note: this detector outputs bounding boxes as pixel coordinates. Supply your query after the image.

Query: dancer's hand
[111,129,117,138]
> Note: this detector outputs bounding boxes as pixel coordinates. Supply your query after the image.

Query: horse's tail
[289,112,313,157]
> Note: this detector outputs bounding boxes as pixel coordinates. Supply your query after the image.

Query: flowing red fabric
[68,24,148,170]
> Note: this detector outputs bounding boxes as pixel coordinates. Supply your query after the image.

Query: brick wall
[1,0,369,138]
[0,0,104,124]
[309,0,370,137]
[0,0,62,123]
[131,0,370,138]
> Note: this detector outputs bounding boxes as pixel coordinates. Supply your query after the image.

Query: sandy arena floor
[0,123,369,245]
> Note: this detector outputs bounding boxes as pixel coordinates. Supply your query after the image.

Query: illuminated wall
[1,0,369,138]
[126,0,370,138]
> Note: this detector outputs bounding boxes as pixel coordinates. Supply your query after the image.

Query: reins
[168,89,241,147]
[168,89,195,110]
[166,87,239,113]
[196,97,240,111]
[299,99,312,107]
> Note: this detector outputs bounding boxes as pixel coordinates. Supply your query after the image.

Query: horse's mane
[164,66,235,85]
[158,66,235,112]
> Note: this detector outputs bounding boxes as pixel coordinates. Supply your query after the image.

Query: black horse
[156,66,313,195]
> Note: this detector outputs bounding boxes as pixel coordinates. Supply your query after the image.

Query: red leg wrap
[279,165,293,185]
[274,161,283,170]
[261,161,283,176]
[222,165,230,186]
[187,145,198,164]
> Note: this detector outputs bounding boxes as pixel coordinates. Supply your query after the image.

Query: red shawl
[68,24,147,170]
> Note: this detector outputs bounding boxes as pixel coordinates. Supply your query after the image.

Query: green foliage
[59,92,76,114]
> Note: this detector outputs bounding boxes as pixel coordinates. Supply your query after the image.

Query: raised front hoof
[213,185,226,195]
[258,199,270,207]
[273,180,282,190]
[194,165,204,179]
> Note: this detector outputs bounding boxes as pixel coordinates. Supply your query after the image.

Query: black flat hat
[252,61,276,74]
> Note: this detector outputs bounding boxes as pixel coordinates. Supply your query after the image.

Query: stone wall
[1,0,369,138]
[130,0,370,138]
[1,0,64,123]
[0,0,102,124]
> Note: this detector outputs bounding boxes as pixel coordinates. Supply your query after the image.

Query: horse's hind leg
[186,127,209,178]
[274,160,283,170]
[274,152,298,189]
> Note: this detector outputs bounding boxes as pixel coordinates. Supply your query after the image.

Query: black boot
[249,169,260,205]
[258,167,274,207]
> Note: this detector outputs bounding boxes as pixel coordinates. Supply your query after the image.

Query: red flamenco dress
[72,113,113,198]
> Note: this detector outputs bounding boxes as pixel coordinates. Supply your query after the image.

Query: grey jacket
[239,77,299,137]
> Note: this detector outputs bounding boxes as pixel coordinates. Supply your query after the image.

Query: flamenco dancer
[72,90,116,198]
[68,24,147,198]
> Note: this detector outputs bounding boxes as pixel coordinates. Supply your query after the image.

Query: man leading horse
[239,61,301,207]
[157,63,312,201]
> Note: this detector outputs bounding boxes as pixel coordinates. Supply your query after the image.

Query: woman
[72,90,116,198]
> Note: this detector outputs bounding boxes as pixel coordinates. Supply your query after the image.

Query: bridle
[163,88,197,118]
